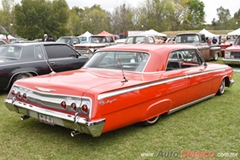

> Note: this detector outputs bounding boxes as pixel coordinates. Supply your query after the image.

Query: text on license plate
[39,114,54,125]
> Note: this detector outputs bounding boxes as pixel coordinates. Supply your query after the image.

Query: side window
[45,45,78,59]
[180,50,203,68]
[148,37,155,43]
[166,50,202,71]
[166,51,181,71]
[35,45,44,59]
[201,35,206,43]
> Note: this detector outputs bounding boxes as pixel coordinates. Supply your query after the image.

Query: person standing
[212,37,217,44]
[42,34,49,41]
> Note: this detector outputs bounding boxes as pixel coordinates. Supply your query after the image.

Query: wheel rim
[146,116,159,125]
[17,73,32,80]
[214,53,218,60]
[219,79,225,94]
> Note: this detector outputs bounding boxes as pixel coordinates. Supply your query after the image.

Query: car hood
[224,45,240,51]
[14,68,161,97]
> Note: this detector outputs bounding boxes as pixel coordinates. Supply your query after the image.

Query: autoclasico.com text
[140,150,238,158]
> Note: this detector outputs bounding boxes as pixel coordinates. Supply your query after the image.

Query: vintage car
[0,42,89,90]
[0,39,6,45]
[125,35,163,44]
[220,39,235,57]
[223,36,240,65]
[73,31,116,57]
[175,33,221,61]
[4,44,234,137]
[56,36,81,47]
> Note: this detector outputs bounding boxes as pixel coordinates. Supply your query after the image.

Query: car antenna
[42,51,55,74]
[117,54,128,82]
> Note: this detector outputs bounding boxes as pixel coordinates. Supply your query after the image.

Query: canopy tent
[227,28,240,36]
[138,29,167,37]
[95,30,115,37]
[199,29,219,38]
[78,31,92,44]
[79,31,92,37]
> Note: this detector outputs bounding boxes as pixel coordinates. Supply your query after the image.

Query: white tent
[227,28,240,36]
[138,29,167,37]
[199,29,219,38]
[78,31,92,43]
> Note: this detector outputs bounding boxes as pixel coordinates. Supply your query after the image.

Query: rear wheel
[217,79,225,95]
[142,116,160,126]
[16,73,33,80]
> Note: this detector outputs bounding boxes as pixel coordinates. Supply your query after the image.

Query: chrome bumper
[222,58,240,65]
[229,79,234,87]
[4,99,105,137]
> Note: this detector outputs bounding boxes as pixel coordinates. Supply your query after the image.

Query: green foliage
[14,0,69,39]
[0,0,239,38]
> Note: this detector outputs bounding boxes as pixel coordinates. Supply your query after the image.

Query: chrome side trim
[98,67,230,100]
[168,94,215,114]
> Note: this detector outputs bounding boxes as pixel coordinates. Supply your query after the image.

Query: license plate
[39,114,54,125]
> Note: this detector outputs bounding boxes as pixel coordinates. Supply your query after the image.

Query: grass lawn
[0,59,239,160]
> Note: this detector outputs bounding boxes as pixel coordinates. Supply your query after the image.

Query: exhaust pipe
[21,115,30,120]
[70,130,80,137]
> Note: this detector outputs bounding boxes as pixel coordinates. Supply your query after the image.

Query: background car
[220,39,235,57]
[4,44,234,137]
[56,36,81,47]
[0,39,6,45]
[0,42,89,90]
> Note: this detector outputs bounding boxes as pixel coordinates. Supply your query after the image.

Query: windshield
[0,46,22,59]
[57,37,71,43]
[91,36,106,43]
[175,34,200,43]
[84,51,150,72]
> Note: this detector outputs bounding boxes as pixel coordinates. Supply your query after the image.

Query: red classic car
[4,44,234,137]
[220,39,235,57]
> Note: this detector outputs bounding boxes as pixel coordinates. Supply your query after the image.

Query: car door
[179,49,213,103]
[164,51,189,111]
[44,44,86,72]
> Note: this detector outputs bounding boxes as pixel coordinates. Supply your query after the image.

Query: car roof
[97,44,197,53]
[1,42,66,47]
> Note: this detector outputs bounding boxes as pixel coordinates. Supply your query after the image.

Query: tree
[182,0,205,30]
[14,0,69,39]
[216,6,231,30]
[0,0,14,35]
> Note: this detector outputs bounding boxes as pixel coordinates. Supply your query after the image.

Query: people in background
[206,37,211,45]
[42,34,49,41]
[212,37,217,44]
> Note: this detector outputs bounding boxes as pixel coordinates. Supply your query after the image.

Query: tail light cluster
[11,88,28,101]
[60,100,90,114]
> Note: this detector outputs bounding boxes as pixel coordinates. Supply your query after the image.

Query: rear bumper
[4,99,105,137]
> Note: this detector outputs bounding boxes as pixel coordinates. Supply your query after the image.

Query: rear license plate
[39,114,54,125]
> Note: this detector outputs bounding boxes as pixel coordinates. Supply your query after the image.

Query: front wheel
[214,52,219,61]
[217,79,225,95]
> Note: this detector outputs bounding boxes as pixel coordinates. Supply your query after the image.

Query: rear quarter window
[45,44,78,59]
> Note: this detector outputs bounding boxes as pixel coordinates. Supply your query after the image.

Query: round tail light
[81,104,88,113]
[70,102,77,111]
[61,101,67,109]
[22,93,27,100]
[17,91,22,99]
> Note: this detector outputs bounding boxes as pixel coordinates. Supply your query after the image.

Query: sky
[1,0,239,24]
[66,0,239,24]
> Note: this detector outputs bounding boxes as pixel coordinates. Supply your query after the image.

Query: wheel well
[8,72,37,89]
[224,76,230,87]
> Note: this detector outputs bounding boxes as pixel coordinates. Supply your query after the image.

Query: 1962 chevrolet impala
[4,44,234,137]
